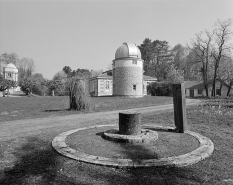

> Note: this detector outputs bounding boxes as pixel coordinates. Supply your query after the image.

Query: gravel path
[0,99,202,139]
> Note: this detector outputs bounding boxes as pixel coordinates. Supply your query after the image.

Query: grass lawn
[0,98,233,184]
[0,96,173,122]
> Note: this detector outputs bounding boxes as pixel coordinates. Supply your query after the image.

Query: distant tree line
[139,18,233,97]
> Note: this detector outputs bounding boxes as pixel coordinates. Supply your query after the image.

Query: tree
[62,66,72,78]
[152,40,173,65]
[43,80,63,96]
[19,78,39,95]
[171,44,192,80]
[0,53,19,65]
[62,66,91,79]
[90,69,103,77]
[139,38,173,80]
[75,69,91,78]
[0,79,17,97]
[30,73,48,96]
[69,77,91,111]
[0,53,36,82]
[52,71,69,96]
[211,19,233,96]
[53,70,67,81]
[167,64,184,83]
[17,58,35,82]
[188,30,215,97]
[217,57,233,96]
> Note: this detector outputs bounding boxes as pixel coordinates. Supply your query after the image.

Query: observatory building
[112,42,143,97]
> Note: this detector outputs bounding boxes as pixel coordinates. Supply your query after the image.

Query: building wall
[0,65,18,94]
[186,81,229,97]
[89,78,156,97]
[98,79,112,96]
[113,59,143,97]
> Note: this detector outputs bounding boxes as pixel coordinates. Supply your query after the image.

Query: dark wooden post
[119,112,141,135]
[172,83,187,133]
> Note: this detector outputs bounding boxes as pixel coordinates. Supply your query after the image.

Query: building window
[106,81,110,90]
[185,89,186,94]
[7,73,12,77]
[112,61,115,66]
[198,89,202,94]
[133,85,136,90]
[132,60,137,65]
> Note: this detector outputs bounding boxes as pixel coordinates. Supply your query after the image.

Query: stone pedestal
[119,112,141,135]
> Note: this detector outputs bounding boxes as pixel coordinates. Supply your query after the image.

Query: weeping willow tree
[69,78,91,111]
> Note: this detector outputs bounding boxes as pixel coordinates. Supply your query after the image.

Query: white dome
[115,43,141,59]
[6,63,17,69]
[5,63,18,73]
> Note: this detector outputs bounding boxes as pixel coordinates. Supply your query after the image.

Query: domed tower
[113,42,143,97]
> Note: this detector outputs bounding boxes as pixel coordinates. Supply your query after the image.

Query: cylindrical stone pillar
[119,111,141,135]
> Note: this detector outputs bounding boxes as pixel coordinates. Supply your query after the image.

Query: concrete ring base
[102,129,158,143]
[52,124,214,168]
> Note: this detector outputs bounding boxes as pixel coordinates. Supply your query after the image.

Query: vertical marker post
[172,83,188,133]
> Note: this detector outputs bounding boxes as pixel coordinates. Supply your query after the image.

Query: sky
[0,0,233,80]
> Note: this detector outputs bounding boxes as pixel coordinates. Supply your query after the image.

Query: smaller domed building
[0,63,19,94]
[3,63,18,82]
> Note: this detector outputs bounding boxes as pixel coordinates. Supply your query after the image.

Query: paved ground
[0,99,202,139]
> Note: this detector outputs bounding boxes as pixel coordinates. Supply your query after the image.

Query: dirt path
[0,99,202,138]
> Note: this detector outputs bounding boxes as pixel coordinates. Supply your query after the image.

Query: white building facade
[0,63,19,94]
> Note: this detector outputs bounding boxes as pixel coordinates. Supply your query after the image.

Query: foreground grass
[0,99,233,184]
[0,96,172,122]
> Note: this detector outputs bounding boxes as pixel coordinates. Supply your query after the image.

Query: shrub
[147,81,173,96]
[69,78,91,111]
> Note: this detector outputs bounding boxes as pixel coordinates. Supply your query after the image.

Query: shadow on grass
[0,135,204,185]
[0,137,77,185]
[93,129,204,184]
[44,109,70,112]
[114,133,204,184]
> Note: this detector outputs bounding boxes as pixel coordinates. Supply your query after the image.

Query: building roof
[3,63,18,73]
[89,71,157,81]
[184,81,200,89]
[143,75,157,81]
[6,63,17,69]
[115,42,141,60]
[184,79,229,90]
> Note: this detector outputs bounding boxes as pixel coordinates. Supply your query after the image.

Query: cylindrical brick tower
[112,42,143,97]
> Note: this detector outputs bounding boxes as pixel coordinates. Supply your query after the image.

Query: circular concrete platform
[102,129,158,143]
[52,124,214,168]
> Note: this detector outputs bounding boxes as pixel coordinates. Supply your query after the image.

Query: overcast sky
[0,0,233,79]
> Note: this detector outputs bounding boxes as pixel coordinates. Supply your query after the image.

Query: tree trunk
[202,64,209,97]
[204,84,209,97]
[52,90,54,96]
[211,69,217,97]
[7,89,9,97]
[3,90,5,97]
[226,82,232,96]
